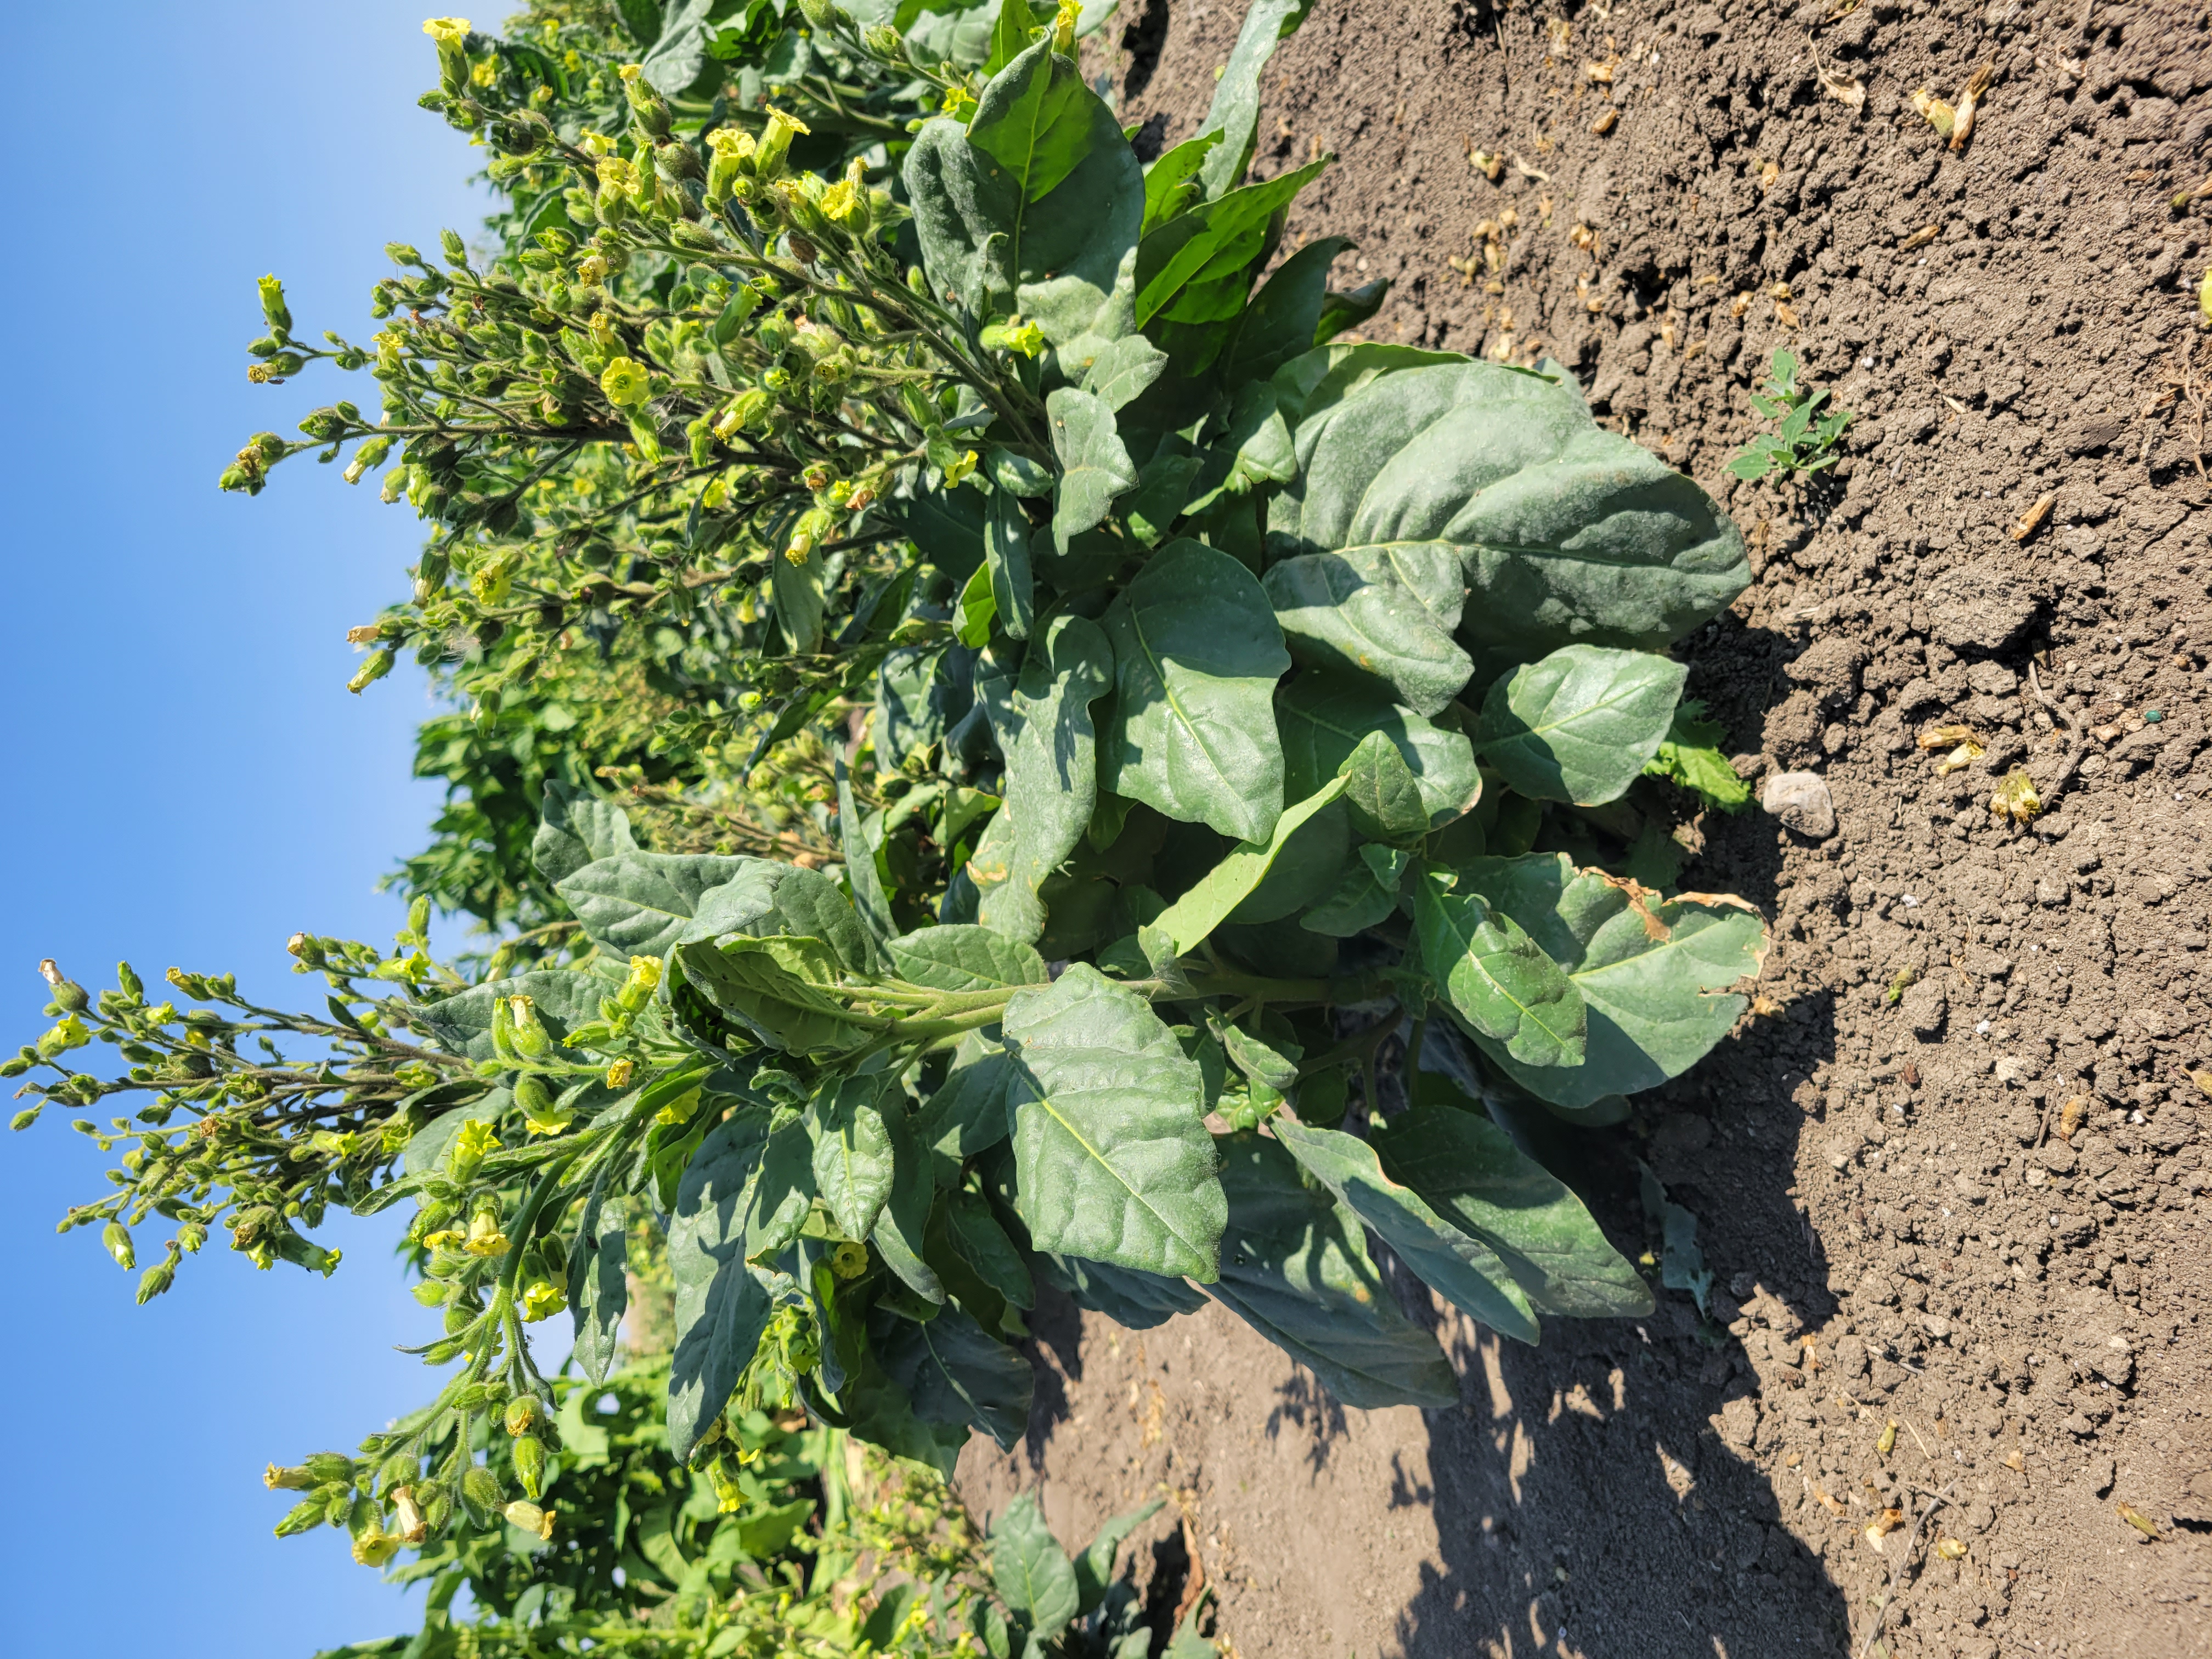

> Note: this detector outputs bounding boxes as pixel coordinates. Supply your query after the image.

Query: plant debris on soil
[956,1,2212,1655]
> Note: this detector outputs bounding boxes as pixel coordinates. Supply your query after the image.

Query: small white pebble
[1903,894,1921,907]
[1976,1018,1993,1034]
[1860,356,1874,369]
[2130,1110,2145,1124]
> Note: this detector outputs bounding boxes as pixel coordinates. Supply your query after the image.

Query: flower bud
[177,1221,208,1253]
[422,17,472,92]
[439,227,471,268]
[103,1221,134,1271]
[862,22,901,55]
[507,996,550,1057]
[1052,0,1079,55]
[512,1434,548,1497]
[9,1104,39,1127]
[618,63,671,138]
[264,1463,318,1491]
[797,0,843,30]
[616,954,663,1013]
[348,650,395,695]
[257,274,294,335]
[503,1395,541,1437]
[38,960,89,1012]
[460,1464,505,1514]
[273,1497,327,1537]
[655,139,703,184]
[343,435,393,486]
[136,1252,178,1304]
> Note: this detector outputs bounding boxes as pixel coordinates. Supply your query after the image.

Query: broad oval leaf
[411,968,620,1062]
[567,1177,629,1386]
[674,936,873,1057]
[1261,546,1472,717]
[1275,670,1481,826]
[1147,775,1347,955]
[1102,538,1290,843]
[1204,1133,1458,1408]
[1411,870,1587,1069]
[989,1492,1081,1635]
[1001,963,1225,1280]
[667,1113,786,1459]
[1265,359,1750,676]
[681,861,876,973]
[887,924,1050,992]
[915,1033,1018,1166]
[1370,1088,1653,1318]
[1474,645,1688,805]
[555,852,760,960]
[1300,842,1409,938]
[1047,386,1137,552]
[1455,853,1769,1108]
[810,1075,896,1240]
[1034,1251,1207,1329]
[1336,731,1428,844]
[874,1302,1035,1453]
[532,780,638,885]
[1272,1118,1540,1343]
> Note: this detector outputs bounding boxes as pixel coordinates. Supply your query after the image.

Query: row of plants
[17,0,1768,1651]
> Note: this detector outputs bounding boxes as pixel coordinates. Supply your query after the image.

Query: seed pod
[512,1435,547,1498]
[461,1465,505,1515]
[377,1452,420,1497]
[273,1497,328,1537]
[103,1222,135,1271]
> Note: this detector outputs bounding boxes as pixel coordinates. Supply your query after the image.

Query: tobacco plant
[15,0,1767,1639]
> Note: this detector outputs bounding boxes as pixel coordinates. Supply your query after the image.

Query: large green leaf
[943,1186,1034,1309]
[1371,1088,1652,1318]
[1047,387,1137,551]
[1272,1119,1539,1342]
[1204,1133,1458,1408]
[1410,870,1585,1069]
[1275,671,1481,826]
[567,1178,628,1386]
[1474,645,1687,805]
[841,1321,969,1477]
[1266,359,1750,675]
[682,861,876,973]
[674,936,873,1057]
[915,1035,1018,1164]
[639,0,715,92]
[1261,545,1472,717]
[1101,538,1289,843]
[1140,131,1221,233]
[532,780,638,885]
[1076,1498,1164,1616]
[985,490,1035,641]
[1000,964,1224,1280]
[667,1113,785,1459]
[1269,340,1463,427]
[874,1302,1034,1453]
[1134,159,1328,328]
[837,758,896,952]
[1147,775,1346,955]
[1034,1251,1206,1328]
[1300,842,1408,937]
[976,615,1114,944]
[1219,235,1353,390]
[990,1492,1081,1636]
[904,41,1141,326]
[1191,0,1317,200]
[1455,853,1769,1107]
[772,544,827,654]
[555,853,759,959]
[1336,731,1428,844]
[886,924,1049,992]
[810,1075,896,1239]
[871,1106,944,1304]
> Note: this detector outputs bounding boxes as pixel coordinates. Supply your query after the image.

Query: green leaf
[682,861,877,973]
[1642,698,1751,812]
[1182,380,1297,515]
[956,560,999,648]
[639,0,715,92]
[1266,359,1750,676]
[746,1108,816,1258]
[875,1302,1035,1453]
[1047,387,1137,551]
[1275,670,1481,827]
[1300,842,1408,936]
[532,780,637,885]
[1268,340,1464,427]
[887,924,1050,992]
[555,854,757,959]
[1082,331,1170,412]
[731,1496,815,1559]
[905,42,1141,324]
[1220,236,1354,390]
[990,1492,1081,1635]
[985,491,1035,641]
[667,1114,785,1459]
[1411,868,1586,1069]
[1035,1251,1208,1327]
[1372,1087,1652,1318]
[1077,1498,1164,1616]
[1454,853,1769,1108]
[1204,1133,1458,1408]
[837,757,896,953]
[916,1035,1019,1165]
[981,0,1039,77]
[1192,0,1317,200]
[1147,774,1347,955]
[674,936,874,1057]
[568,1178,628,1386]
[810,1075,896,1239]
[1261,545,1472,717]
[1336,731,1429,844]
[1134,159,1328,328]
[1271,1118,1539,1342]
[772,544,827,654]
[1001,964,1225,1280]
[842,1318,969,1477]
[872,1107,945,1305]
[1100,538,1289,843]
[1141,132,1221,232]
[977,615,1114,944]
[1473,646,1688,806]
[944,1186,1035,1309]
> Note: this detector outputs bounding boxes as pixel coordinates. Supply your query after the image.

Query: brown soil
[960,2,2212,1655]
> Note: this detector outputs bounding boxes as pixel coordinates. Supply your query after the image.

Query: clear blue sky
[0,5,503,1652]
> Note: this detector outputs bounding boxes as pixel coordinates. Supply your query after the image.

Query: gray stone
[1926,558,2039,653]
[1760,769,1836,838]
[1899,978,1948,1037]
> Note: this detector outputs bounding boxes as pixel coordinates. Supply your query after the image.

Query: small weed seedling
[1728,348,1852,481]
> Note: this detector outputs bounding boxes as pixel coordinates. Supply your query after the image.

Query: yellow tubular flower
[600,356,651,407]
[422,17,471,46]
